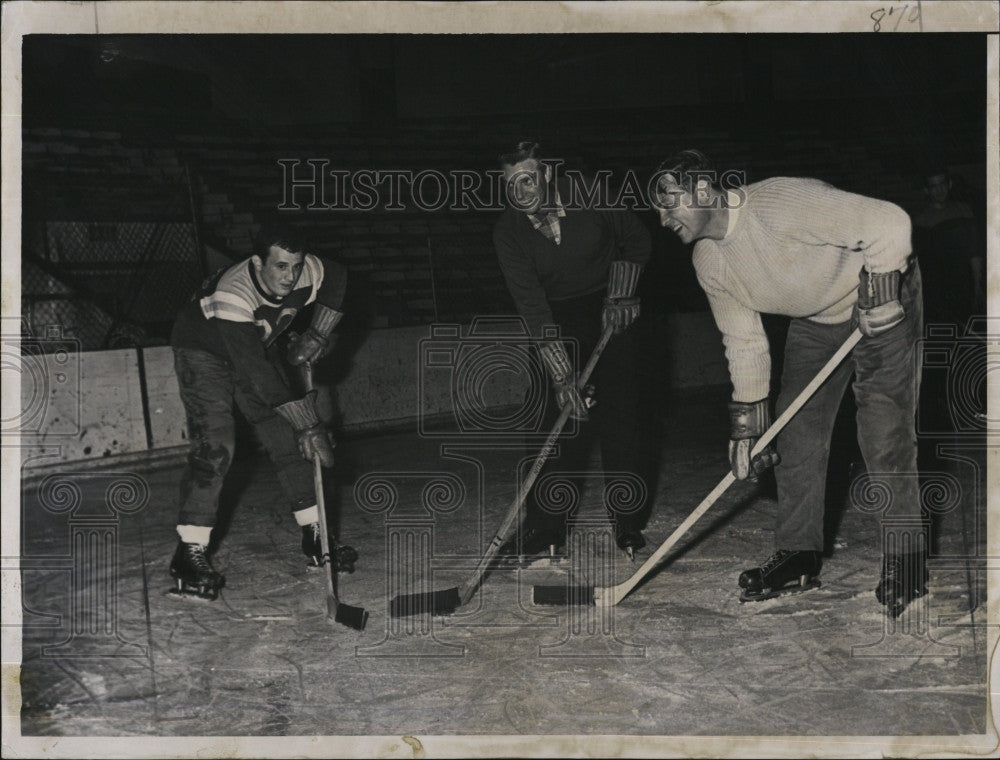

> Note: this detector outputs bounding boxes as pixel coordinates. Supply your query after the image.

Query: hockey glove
[287,304,344,366]
[728,397,780,480]
[538,340,590,421]
[275,390,336,467]
[855,267,904,338]
[602,261,643,334]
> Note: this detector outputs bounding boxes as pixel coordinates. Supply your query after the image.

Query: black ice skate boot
[498,522,566,566]
[875,549,928,618]
[738,550,822,602]
[301,523,359,573]
[614,525,646,562]
[169,541,225,601]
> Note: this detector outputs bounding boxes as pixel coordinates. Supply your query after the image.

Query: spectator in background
[913,168,987,432]
[913,169,984,325]
[493,141,653,560]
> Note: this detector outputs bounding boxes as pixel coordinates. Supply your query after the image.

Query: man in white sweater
[655,149,925,617]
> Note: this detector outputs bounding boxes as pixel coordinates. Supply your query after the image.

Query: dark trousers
[773,265,923,551]
[173,347,313,527]
[526,290,648,535]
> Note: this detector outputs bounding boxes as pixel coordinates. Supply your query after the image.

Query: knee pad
[189,441,231,483]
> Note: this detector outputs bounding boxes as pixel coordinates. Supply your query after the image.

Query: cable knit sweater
[693,177,912,402]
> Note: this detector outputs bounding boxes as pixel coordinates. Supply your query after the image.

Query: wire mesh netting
[22,170,206,351]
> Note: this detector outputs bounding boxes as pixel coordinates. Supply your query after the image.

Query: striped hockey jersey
[171,254,347,408]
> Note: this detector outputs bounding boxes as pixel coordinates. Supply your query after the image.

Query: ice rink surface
[16,391,988,737]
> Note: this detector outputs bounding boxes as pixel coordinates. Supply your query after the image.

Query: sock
[177,524,212,546]
[293,505,319,526]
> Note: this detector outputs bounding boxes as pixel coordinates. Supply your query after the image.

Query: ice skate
[497,524,566,567]
[875,549,928,618]
[615,528,646,562]
[301,522,359,573]
[168,541,225,601]
[738,549,822,603]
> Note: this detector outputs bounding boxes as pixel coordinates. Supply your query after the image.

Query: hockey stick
[304,363,368,631]
[533,327,864,608]
[312,453,368,630]
[390,325,616,618]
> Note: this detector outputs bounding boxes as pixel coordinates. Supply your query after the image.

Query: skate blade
[497,551,566,569]
[305,558,356,574]
[739,578,821,603]
[496,555,535,569]
[166,586,220,602]
[520,555,570,571]
[305,556,328,572]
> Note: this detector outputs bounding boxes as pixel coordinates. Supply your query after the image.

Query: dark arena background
[7,24,995,755]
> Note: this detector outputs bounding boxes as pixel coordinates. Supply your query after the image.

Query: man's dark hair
[655,149,716,192]
[923,166,951,183]
[253,225,307,261]
[498,140,543,167]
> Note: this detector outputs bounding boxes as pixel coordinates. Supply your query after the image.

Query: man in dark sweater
[168,228,353,598]
[493,141,652,559]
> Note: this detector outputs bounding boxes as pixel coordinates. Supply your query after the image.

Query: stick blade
[330,599,369,631]
[532,585,595,606]
[389,587,461,618]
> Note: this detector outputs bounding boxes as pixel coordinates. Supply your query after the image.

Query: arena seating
[20,113,982,344]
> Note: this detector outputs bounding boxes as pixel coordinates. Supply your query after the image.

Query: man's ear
[543,163,552,183]
[695,179,712,206]
[251,254,263,272]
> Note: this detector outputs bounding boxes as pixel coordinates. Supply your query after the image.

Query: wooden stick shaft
[603,328,863,604]
[753,329,863,454]
[313,453,339,606]
[457,326,615,603]
[303,362,339,609]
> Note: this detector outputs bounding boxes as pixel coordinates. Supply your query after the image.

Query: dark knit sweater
[493,177,651,336]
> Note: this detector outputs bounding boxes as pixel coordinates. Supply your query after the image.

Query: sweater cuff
[607,261,643,299]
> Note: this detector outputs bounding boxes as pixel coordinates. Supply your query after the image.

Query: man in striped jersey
[168,228,354,599]
[655,149,925,617]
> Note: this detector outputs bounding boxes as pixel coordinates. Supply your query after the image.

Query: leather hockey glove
[728,397,781,480]
[275,390,336,467]
[287,304,344,366]
[602,261,643,334]
[538,340,590,421]
[855,267,905,338]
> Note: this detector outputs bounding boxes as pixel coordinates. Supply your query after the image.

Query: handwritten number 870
[871,4,921,32]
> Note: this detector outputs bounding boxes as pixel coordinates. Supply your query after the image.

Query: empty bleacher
[20,105,985,345]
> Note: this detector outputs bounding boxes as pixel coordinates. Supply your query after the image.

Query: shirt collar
[248,260,284,304]
[527,186,566,224]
